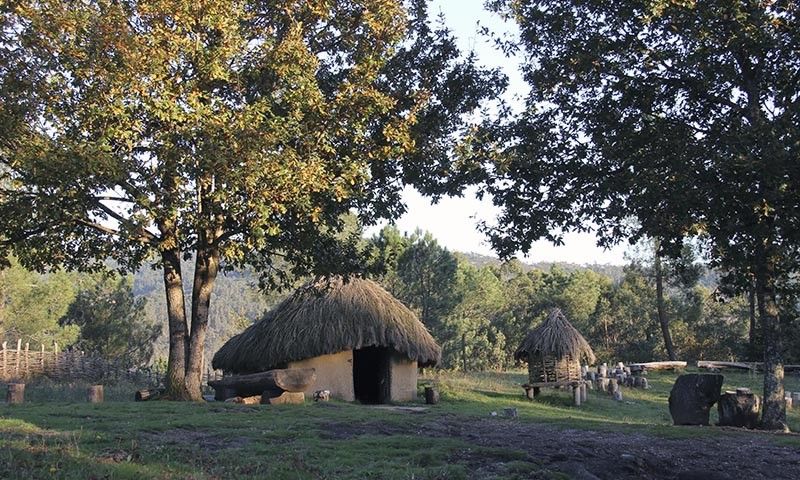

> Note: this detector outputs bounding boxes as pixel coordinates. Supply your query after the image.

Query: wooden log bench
[208,368,316,402]
[629,361,687,373]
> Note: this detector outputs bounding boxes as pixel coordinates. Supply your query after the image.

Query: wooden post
[425,386,440,405]
[54,342,59,376]
[40,344,45,375]
[572,385,581,406]
[87,385,104,403]
[15,339,22,376]
[7,383,25,404]
[580,382,588,403]
[608,378,618,396]
[1,341,6,380]
[24,342,29,377]
[785,396,793,410]
[523,385,534,400]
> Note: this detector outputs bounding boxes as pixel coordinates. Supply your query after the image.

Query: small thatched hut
[515,308,595,388]
[212,276,440,404]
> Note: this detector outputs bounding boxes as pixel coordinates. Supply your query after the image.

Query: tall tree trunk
[748,276,758,361]
[162,247,190,400]
[654,250,676,361]
[755,251,787,431]
[461,333,468,372]
[184,245,220,401]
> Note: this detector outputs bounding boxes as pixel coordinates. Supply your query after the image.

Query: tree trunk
[184,246,220,401]
[748,278,758,361]
[654,250,676,361]
[461,333,467,372]
[755,253,787,431]
[162,248,190,400]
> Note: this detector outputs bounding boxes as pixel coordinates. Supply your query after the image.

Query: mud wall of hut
[390,353,417,402]
[289,349,419,403]
[289,351,355,401]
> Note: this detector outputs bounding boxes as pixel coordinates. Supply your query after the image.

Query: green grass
[431,368,800,438]
[2,369,799,479]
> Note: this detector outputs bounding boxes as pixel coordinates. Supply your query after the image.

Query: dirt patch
[369,405,429,413]
[319,421,408,440]
[319,416,800,479]
[139,428,250,452]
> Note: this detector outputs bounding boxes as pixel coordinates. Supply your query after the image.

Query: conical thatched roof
[514,308,596,363]
[212,276,441,373]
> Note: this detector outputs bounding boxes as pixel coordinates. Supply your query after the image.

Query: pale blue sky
[366,1,628,265]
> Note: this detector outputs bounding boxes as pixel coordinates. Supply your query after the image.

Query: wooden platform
[522,380,587,405]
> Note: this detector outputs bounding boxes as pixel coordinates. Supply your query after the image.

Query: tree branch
[93,195,135,203]
[74,218,121,237]
[91,198,160,244]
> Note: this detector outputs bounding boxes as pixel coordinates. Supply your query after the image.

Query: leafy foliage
[61,274,160,369]
[0,0,502,399]
[0,258,79,347]
[480,0,800,430]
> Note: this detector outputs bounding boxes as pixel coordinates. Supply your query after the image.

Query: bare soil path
[323,414,800,479]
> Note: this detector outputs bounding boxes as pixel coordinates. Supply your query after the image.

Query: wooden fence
[1,339,221,386]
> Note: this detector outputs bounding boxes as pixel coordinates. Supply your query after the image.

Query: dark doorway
[353,346,391,404]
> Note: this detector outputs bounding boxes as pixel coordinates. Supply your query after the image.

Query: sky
[365,1,628,265]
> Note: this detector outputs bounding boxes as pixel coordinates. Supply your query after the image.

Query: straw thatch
[212,276,441,373]
[514,308,596,364]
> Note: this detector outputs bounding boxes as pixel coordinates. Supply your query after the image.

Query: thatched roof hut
[515,308,595,386]
[212,276,440,403]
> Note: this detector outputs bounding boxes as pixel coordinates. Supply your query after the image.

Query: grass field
[2,369,799,479]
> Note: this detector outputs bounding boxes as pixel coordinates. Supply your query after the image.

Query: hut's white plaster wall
[390,354,418,402]
[289,350,355,401]
[288,349,419,403]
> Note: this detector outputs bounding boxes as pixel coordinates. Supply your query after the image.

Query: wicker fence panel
[1,340,223,386]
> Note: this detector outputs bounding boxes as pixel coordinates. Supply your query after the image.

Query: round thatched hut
[212,276,441,404]
[515,308,595,392]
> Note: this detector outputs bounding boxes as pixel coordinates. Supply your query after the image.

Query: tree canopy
[0,0,503,399]
[480,0,799,430]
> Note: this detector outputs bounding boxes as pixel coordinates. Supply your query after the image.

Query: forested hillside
[132,261,289,363]
[0,227,776,370]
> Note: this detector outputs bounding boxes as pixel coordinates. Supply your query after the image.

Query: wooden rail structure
[0,339,221,385]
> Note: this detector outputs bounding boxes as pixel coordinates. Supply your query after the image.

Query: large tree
[0,0,502,399]
[481,0,799,429]
[628,238,702,361]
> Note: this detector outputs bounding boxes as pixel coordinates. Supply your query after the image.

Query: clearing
[1,369,799,479]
